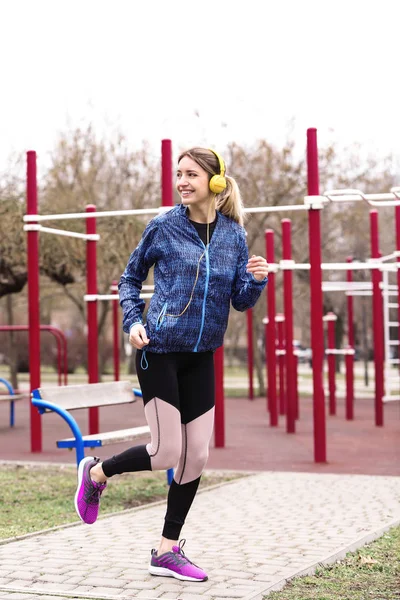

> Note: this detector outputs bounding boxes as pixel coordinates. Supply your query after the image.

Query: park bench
[0,377,26,427]
[31,380,173,483]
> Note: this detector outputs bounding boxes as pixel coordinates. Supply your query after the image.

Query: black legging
[102,350,215,540]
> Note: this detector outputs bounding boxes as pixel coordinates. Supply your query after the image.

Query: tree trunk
[335,313,345,374]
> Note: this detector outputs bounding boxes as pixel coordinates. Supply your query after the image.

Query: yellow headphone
[208,149,227,194]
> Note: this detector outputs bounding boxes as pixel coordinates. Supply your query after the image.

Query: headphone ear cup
[209,174,227,194]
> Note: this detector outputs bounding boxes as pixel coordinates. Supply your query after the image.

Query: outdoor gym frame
[24,130,400,463]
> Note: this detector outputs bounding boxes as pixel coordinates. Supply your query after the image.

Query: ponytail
[215,175,246,227]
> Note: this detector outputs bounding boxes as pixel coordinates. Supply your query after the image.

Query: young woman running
[74,147,269,582]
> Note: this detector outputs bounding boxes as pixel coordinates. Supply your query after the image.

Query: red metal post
[307,127,327,463]
[247,309,254,400]
[325,313,337,416]
[277,315,286,415]
[86,205,99,434]
[162,139,174,207]
[345,349,354,420]
[266,230,278,425]
[111,280,120,382]
[282,219,295,433]
[214,345,224,447]
[27,151,42,452]
[294,353,299,420]
[370,210,384,426]
[346,257,355,419]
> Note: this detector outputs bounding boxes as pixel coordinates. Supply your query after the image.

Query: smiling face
[176,156,212,210]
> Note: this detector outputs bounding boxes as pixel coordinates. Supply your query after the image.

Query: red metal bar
[277,316,286,415]
[266,230,278,425]
[307,128,327,463]
[111,280,120,382]
[294,353,299,420]
[162,139,174,207]
[370,210,384,426]
[345,349,354,420]
[325,314,337,415]
[396,206,400,351]
[27,151,41,452]
[282,219,295,433]
[47,326,68,386]
[39,326,68,386]
[214,345,224,447]
[247,309,254,400]
[346,257,355,419]
[86,205,99,434]
[0,326,68,387]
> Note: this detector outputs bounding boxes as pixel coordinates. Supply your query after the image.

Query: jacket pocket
[156,302,168,331]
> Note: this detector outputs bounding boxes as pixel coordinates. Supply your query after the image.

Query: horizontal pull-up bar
[345,291,373,296]
[325,348,355,355]
[245,204,310,213]
[24,204,313,223]
[270,261,399,272]
[24,207,171,223]
[322,282,373,291]
[323,187,400,207]
[24,224,100,241]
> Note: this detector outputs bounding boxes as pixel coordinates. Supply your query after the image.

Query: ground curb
[0,586,151,600]
[242,516,400,600]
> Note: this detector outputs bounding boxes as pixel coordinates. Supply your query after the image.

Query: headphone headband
[208,148,226,178]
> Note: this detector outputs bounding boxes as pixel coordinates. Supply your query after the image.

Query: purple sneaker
[149,539,208,582]
[74,456,107,524]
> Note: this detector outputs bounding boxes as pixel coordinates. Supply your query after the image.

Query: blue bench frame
[0,377,20,427]
[32,386,174,485]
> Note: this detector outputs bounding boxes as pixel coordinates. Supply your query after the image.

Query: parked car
[293,340,312,364]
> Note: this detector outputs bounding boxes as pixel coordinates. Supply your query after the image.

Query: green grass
[0,464,242,540]
[266,526,400,600]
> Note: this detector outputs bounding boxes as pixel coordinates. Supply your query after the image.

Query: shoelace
[175,539,200,568]
[83,479,104,504]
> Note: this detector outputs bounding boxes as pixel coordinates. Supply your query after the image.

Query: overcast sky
[0,0,398,173]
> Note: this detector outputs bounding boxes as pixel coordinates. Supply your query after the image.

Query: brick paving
[0,472,399,600]
[0,388,399,599]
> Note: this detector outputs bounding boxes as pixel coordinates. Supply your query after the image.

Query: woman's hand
[129,324,150,349]
[246,255,269,282]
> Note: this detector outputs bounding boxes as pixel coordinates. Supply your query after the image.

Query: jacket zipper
[194,245,210,352]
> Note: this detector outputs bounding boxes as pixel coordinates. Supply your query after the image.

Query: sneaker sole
[74,456,95,523]
[148,565,208,582]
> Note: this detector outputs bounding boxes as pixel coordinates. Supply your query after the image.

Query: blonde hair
[178,147,246,226]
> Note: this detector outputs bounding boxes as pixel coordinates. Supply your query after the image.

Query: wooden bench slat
[0,394,25,402]
[59,425,150,446]
[38,380,136,411]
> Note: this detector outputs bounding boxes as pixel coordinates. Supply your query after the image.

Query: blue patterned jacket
[118,204,267,353]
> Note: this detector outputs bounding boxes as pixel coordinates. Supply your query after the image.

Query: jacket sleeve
[231,228,268,312]
[118,219,159,333]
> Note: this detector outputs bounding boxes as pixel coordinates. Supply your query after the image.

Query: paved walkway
[0,471,400,600]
